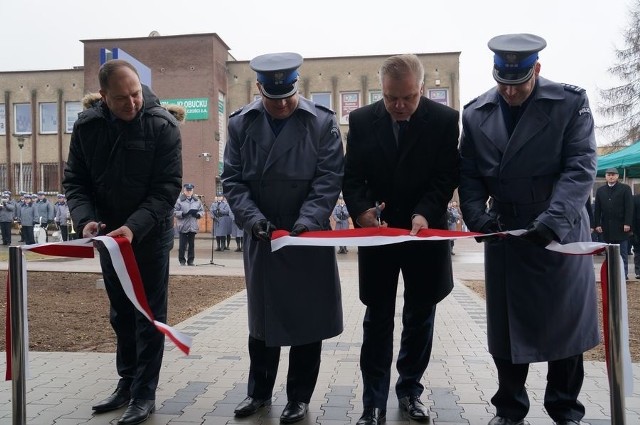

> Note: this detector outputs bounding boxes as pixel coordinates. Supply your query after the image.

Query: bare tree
[598,0,640,147]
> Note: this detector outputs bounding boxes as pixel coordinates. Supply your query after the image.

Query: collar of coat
[466,76,565,111]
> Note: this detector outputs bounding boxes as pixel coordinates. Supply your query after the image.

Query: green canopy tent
[596,142,640,178]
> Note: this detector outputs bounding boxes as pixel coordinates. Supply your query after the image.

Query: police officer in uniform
[174,183,204,265]
[459,34,598,425]
[222,52,344,424]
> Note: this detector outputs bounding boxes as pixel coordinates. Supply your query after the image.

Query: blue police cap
[37,191,45,195]
[183,183,194,190]
[488,33,546,85]
[249,52,303,99]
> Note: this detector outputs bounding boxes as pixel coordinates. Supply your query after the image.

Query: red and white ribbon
[271,227,631,395]
[5,236,192,380]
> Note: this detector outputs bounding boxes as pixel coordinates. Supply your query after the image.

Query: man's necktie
[397,120,409,146]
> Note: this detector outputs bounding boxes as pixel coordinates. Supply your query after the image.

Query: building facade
[0,32,461,200]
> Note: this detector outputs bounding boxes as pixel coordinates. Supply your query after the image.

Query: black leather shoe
[487,416,530,425]
[399,395,430,421]
[234,396,271,417]
[92,388,131,412]
[356,407,386,425]
[117,399,155,424]
[280,401,308,424]
[554,421,580,425]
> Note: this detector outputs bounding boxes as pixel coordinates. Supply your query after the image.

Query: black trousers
[491,354,585,422]
[21,226,35,245]
[0,221,12,244]
[99,228,173,400]
[178,232,195,264]
[247,336,321,403]
[360,303,436,408]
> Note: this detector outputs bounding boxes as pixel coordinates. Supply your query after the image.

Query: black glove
[520,221,555,247]
[252,219,276,242]
[474,218,504,243]
[189,209,199,218]
[289,223,308,237]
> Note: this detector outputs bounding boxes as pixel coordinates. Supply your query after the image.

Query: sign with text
[161,98,209,121]
[340,92,360,125]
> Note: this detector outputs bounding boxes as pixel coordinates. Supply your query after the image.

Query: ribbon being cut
[5,236,193,380]
[271,226,633,396]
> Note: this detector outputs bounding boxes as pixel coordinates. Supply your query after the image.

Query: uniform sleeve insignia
[578,107,591,116]
[330,126,340,139]
[561,83,586,93]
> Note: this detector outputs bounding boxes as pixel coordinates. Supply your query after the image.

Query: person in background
[53,193,73,241]
[332,194,350,253]
[174,183,204,266]
[632,192,640,279]
[594,167,633,280]
[447,200,461,255]
[342,53,460,425]
[459,33,598,425]
[230,208,244,252]
[16,194,35,245]
[33,190,54,241]
[63,59,183,425]
[0,191,16,245]
[16,192,26,242]
[211,195,232,251]
[222,52,344,424]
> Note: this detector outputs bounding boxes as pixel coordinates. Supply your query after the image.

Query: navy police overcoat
[222,96,344,347]
[459,76,599,364]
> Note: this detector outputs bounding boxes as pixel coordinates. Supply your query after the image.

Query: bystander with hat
[174,183,204,265]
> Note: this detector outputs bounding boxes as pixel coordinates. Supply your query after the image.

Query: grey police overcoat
[459,77,599,364]
[222,96,344,347]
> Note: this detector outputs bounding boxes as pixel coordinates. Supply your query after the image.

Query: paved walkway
[0,237,639,424]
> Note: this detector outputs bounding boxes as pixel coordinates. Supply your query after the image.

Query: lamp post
[13,135,26,194]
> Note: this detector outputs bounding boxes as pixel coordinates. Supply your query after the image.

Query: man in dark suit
[595,167,633,279]
[342,54,459,425]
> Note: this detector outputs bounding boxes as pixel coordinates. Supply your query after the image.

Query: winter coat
[222,96,344,346]
[332,203,350,230]
[62,85,183,243]
[210,200,232,236]
[0,199,16,223]
[33,199,54,225]
[594,182,633,242]
[174,194,204,233]
[459,76,599,364]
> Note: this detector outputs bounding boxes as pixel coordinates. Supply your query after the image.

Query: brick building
[0,32,460,203]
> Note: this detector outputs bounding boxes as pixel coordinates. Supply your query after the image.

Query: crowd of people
[0,190,75,245]
[52,32,607,425]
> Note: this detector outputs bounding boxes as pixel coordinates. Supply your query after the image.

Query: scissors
[375,201,382,227]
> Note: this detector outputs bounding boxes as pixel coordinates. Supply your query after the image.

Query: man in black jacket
[594,167,633,280]
[63,59,182,425]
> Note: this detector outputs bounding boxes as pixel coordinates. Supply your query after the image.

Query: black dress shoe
[118,399,155,424]
[356,407,386,425]
[399,396,430,421]
[92,388,131,412]
[280,401,308,424]
[554,421,580,425]
[234,396,271,417]
[487,416,530,425]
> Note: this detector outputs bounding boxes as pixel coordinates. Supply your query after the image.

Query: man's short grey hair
[378,54,425,86]
[98,59,140,90]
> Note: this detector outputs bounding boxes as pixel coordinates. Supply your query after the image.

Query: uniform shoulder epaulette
[561,83,585,94]
[316,103,336,115]
[229,106,244,118]
[463,97,479,109]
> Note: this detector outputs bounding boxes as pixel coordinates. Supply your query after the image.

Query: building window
[0,104,5,135]
[40,163,59,193]
[369,91,382,104]
[427,89,449,106]
[14,163,32,194]
[311,93,331,109]
[65,101,82,133]
[0,164,6,191]
[14,104,32,135]
[339,92,360,125]
[40,102,58,134]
